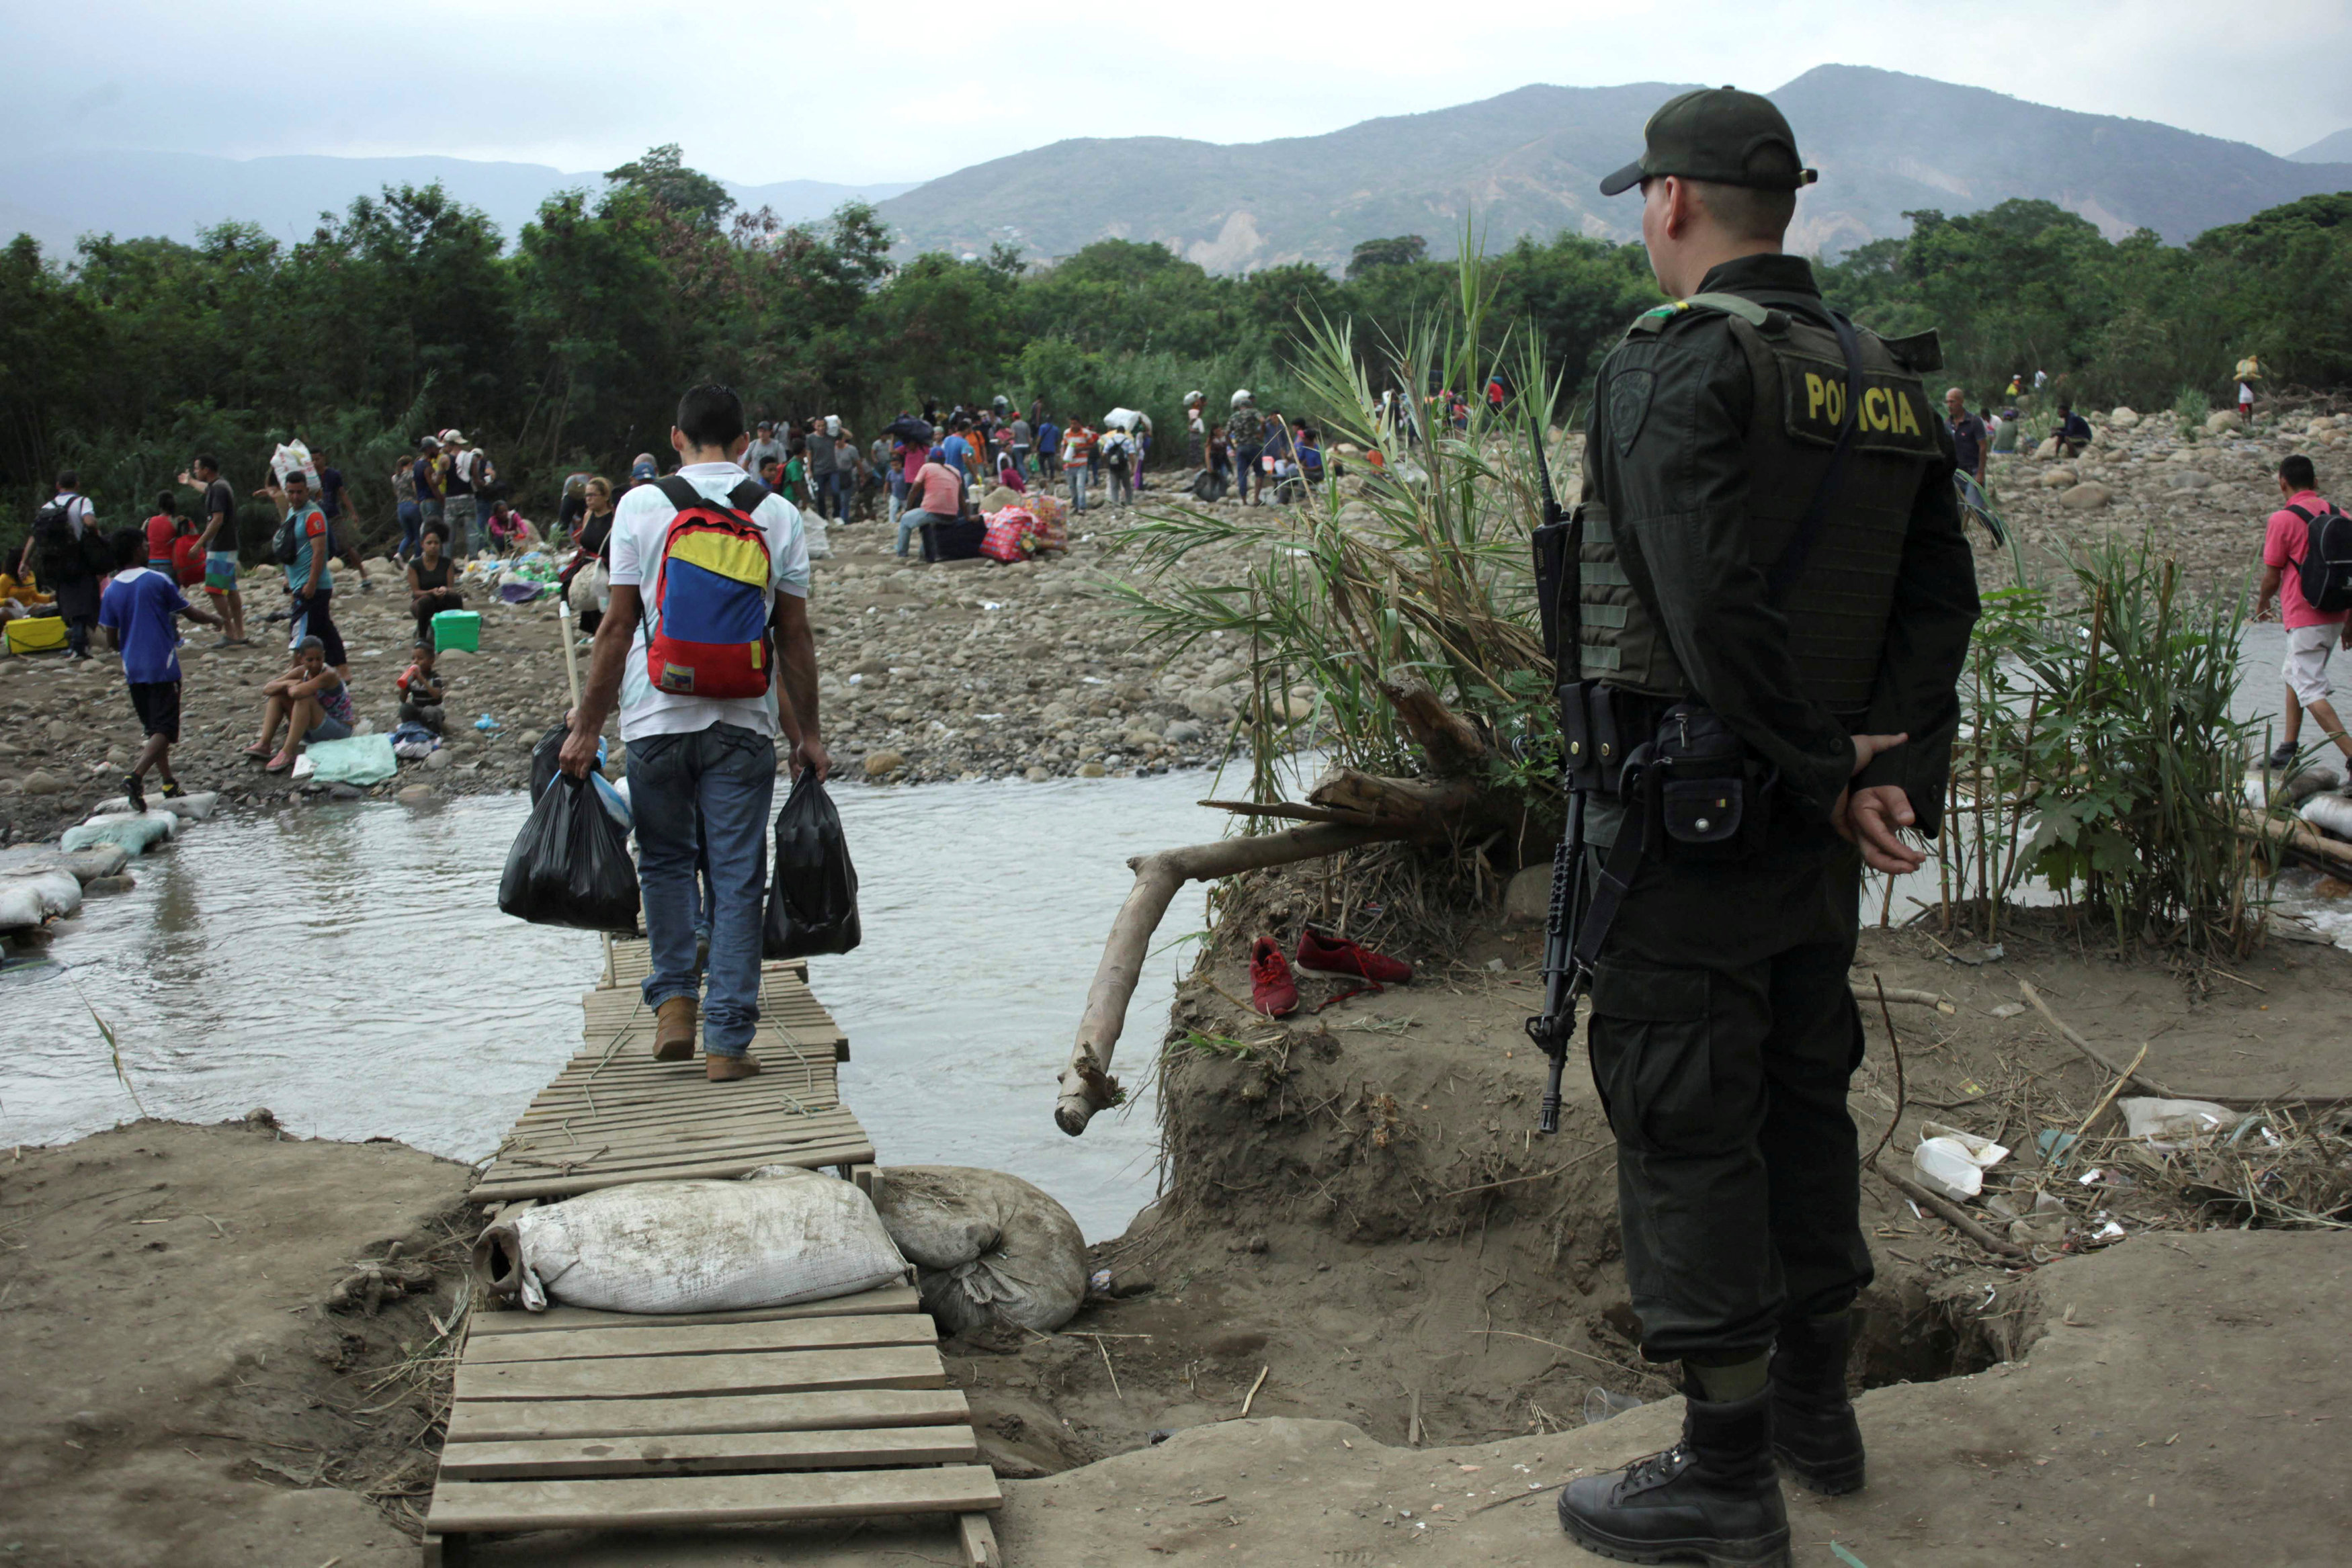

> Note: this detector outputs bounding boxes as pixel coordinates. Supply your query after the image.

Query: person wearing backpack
[2257,453,2352,770]
[32,470,109,659]
[561,382,825,1084]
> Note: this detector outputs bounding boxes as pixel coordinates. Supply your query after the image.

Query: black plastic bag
[499,773,642,932]
[531,723,606,804]
[763,773,861,958]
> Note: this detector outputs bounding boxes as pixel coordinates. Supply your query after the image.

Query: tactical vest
[1577,293,1945,719]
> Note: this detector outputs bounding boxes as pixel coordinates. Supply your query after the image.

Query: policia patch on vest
[1608,369,1655,455]
[1781,353,1937,455]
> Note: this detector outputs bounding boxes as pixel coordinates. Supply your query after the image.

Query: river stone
[2039,467,2078,488]
[1023,765,1051,782]
[84,874,136,895]
[863,749,907,780]
[1165,719,1206,744]
[45,719,70,742]
[424,749,453,771]
[851,656,890,675]
[1079,761,1107,778]
[2203,409,2242,435]
[2059,483,2113,511]
[22,771,62,795]
[2109,406,2140,427]
[2167,470,2214,490]
[1183,690,1234,724]
[2033,436,2060,460]
[396,784,433,803]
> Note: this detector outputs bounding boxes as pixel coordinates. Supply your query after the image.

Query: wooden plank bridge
[423,939,1001,1566]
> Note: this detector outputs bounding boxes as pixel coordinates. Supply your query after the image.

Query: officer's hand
[1849,732,1908,776]
[1836,785,1925,874]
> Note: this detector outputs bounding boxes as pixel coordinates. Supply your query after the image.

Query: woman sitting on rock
[245,635,353,773]
[407,527,464,640]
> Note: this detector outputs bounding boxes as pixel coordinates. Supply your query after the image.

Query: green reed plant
[1109,242,1569,815]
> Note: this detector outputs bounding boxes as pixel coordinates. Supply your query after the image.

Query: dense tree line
[1,141,2343,558]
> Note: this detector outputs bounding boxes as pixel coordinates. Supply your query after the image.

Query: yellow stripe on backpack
[667,530,770,585]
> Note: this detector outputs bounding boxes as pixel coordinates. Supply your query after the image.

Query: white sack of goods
[475,1165,909,1313]
[871,1166,1088,1334]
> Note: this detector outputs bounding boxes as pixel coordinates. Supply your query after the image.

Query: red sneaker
[1250,938,1299,1017]
[1296,929,1413,985]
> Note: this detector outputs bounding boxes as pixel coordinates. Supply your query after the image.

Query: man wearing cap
[441,431,478,558]
[745,420,787,479]
[1548,87,1978,1567]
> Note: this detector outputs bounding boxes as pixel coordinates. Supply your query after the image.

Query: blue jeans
[396,503,423,558]
[1234,445,1263,503]
[628,723,778,1057]
[886,476,908,529]
[1068,468,1089,512]
[896,508,947,558]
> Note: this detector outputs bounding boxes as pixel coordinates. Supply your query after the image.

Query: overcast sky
[5,0,2347,182]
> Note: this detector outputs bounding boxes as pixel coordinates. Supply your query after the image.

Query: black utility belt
[1558,683,1779,861]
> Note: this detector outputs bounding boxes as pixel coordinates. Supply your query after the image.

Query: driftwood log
[1055,670,1505,1136]
[2236,807,2352,877]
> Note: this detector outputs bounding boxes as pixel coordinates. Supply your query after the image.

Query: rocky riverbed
[1986,401,2352,600]
[0,495,1276,843]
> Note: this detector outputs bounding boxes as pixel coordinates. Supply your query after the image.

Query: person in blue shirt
[97,529,222,811]
[1034,416,1062,481]
[939,420,976,481]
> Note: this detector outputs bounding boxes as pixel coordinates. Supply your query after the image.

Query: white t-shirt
[2239,382,2256,404]
[609,462,810,743]
[50,492,94,534]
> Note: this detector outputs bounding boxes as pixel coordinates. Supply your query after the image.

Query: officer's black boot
[1556,1386,1790,1568]
[1767,1310,1866,1495]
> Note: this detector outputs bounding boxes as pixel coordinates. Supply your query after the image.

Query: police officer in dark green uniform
[1548,89,1980,1567]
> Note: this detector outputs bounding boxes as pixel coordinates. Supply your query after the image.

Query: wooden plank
[509,1099,850,1138]
[444,1387,968,1444]
[524,1063,841,1102]
[486,1137,877,1178]
[452,1344,943,1403]
[464,1314,934,1365]
[499,1115,864,1162]
[503,1102,861,1143]
[471,1140,879,1201]
[465,1284,919,1336]
[437,1423,978,1480]
[960,1512,1003,1568]
[492,1125,874,1173]
[425,1463,1001,1534]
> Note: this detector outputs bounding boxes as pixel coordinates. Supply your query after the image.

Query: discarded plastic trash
[1911,1122,2010,1203]
[2036,1127,2080,1164]
[2119,1098,2232,1145]
[1583,1389,1645,1426]
[474,713,501,732]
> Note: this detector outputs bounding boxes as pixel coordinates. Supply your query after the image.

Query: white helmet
[1230,388,1253,409]
[1184,390,1204,408]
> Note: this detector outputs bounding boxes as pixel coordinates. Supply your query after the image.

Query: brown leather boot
[706,1053,762,1082]
[653,996,698,1061]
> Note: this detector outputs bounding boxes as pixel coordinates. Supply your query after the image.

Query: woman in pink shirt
[2255,452,2352,769]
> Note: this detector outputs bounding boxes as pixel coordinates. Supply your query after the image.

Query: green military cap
[1599,86,1820,196]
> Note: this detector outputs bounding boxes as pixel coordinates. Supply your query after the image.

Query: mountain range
[0,150,916,258]
[874,65,2352,269]
[4,68,2347,274]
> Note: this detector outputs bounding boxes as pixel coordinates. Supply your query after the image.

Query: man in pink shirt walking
[2255,453,2352,768]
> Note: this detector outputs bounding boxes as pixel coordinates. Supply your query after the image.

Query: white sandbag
[475,1166,907,1314]
[61,810,179,855]
[871,1166,1087,1334]
[2299,793,2352,841]
[0,844,130,883]
[90,790,219,822]
[0,869,82,930]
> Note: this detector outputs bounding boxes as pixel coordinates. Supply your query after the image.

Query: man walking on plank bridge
[562,382,830,1082]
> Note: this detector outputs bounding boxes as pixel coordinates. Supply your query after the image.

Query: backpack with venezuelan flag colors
[644,476,776,698]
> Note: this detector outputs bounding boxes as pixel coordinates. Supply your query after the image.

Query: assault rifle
[1524,432,1585,1135]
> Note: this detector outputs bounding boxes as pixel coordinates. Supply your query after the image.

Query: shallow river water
[0,771,1223,1240]
[3,624,2347,1233]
